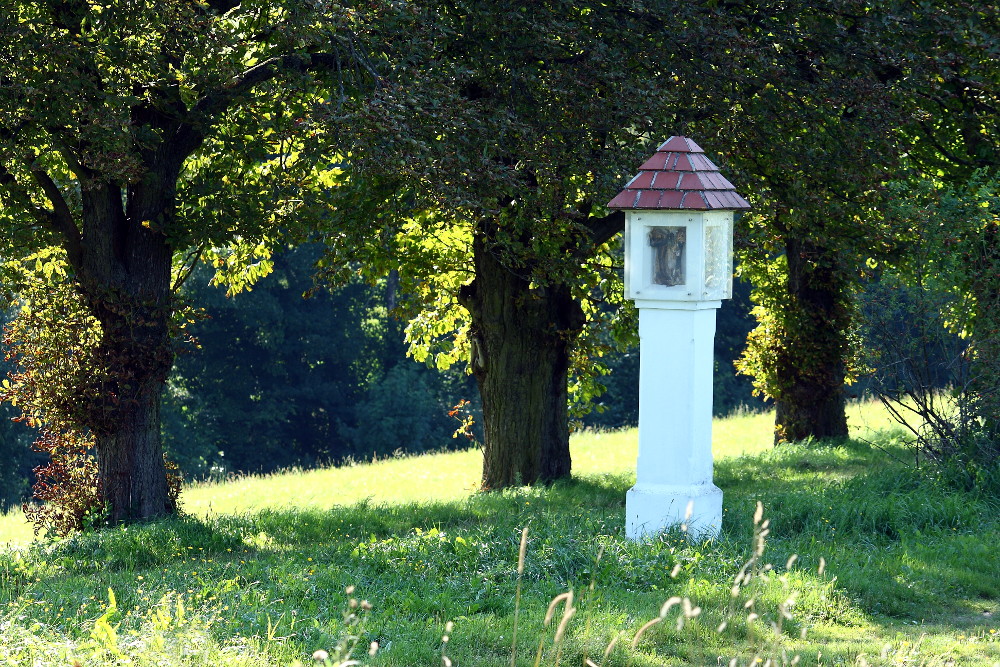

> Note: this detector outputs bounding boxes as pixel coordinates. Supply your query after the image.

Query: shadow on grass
[715,431,1000,621]
[34,474,632,573]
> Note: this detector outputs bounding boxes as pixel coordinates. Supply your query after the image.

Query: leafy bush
[1,252,182,534]
[861,174,1000,493]
[20,429,181,537]
[21,429,103,537]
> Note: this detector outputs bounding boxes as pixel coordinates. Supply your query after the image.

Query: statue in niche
[649,226,686,286]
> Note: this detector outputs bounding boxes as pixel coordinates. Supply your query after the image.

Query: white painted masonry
[625,303,723,540]
[623,209,729,541]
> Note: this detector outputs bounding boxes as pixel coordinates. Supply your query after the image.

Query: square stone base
[625,483,723,541]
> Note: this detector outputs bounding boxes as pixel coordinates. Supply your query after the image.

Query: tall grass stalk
[580,544,605,667]
[534,591,575,667]
[509,526,528,667]
[440,620,454,667]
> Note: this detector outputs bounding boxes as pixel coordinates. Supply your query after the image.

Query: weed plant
[1,412,999,665]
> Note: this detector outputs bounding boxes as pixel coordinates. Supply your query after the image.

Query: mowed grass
[1,400,998,666]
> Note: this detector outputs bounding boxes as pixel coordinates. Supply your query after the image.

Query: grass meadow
[1,401,998,666]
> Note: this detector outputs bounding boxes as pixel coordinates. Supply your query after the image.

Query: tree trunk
[79,179,178,523]
[773,238,850,444]
[459,233,584,489]
[94,379,174,522]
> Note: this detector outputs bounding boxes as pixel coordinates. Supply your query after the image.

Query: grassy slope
[1,402,998,666]
[0,403,887,543]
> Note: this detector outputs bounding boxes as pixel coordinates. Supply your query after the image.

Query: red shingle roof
[608,137,751,211]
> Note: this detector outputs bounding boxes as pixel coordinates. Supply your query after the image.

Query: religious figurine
[648,226,686,286]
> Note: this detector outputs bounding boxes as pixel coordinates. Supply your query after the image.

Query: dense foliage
[856,1,1000,484]
[1,245,757,510]
[315,0,831,487]
[2,0,999,528]
[863,176,1000,492]
[714,1,906,443]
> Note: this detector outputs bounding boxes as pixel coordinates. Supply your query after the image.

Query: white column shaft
[636,307,716,486]
[626,304,723,540]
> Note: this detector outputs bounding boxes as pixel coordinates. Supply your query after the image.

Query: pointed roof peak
[658,136,704,153]
[607,136,750,211]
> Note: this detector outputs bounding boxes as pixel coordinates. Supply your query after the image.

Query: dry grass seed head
[659,596,682,618]
[631,617,662,648]
[553,606,576,643]
[517,526,528,574]
[545,592,573,626]
[602,633,622,661]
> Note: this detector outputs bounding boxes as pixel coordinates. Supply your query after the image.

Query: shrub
[861,174,1000,493]
[21,429,103,537]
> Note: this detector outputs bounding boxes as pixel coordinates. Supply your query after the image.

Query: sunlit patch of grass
[181,406,773,520]
[0,399,891,547]
[0,586,277,666]
[0,508,33,548]
[181,446,487,518]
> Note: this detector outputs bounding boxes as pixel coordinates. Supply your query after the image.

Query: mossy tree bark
[772,238,850,444]
[76,168,182,523]
[458,229,584,489]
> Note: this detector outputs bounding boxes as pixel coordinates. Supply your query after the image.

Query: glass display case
[624,211,733,303]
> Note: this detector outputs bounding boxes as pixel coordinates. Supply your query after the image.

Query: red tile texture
[651,171,681,189]
[659,136,691,152]
[608,190,639,209]
[637,190,663,208]
[673,154,694,172]
[680,192,709,209]
[660,191,684,208]
[609,136,750,210]
[629,171,656,189]
[640,153,668,170]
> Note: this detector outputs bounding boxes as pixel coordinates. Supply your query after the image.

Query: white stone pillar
[625,302,723,540]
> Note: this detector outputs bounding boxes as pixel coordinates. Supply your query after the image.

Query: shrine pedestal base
[625,482,723,541]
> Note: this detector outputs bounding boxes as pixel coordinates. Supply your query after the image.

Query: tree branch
[0,162,83,271]
[173,48,375,157]
[580,210,624,251]
[204,0,241,15]
[913,116,981,169]
[0,118,32,143]
[194,49,372,123]
[27,160,74,228]
[171,243,206,294]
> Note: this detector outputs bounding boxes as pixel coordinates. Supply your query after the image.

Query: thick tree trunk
[459,234,584,489]
[773,238,850,444]
[94,380,174,522]
[79,179,178,523]
[87,286,176,524]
